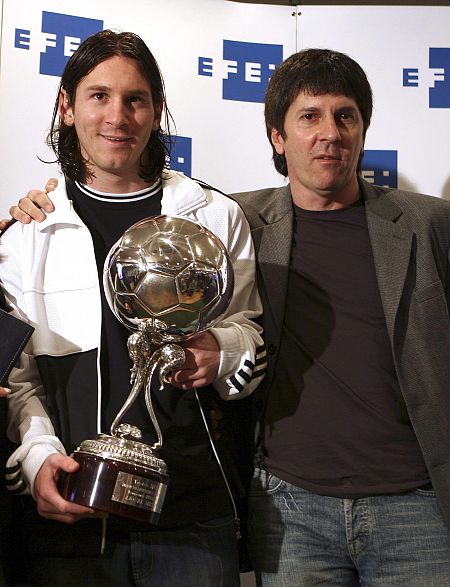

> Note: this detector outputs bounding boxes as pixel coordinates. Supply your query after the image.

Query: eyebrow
[83,84,151,97]
[294,106,321,117]
[337,105,358,112]
[296,105,359,116]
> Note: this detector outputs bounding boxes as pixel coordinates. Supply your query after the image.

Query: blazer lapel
[363,182,413,339]
[252,186,293,342]
[250,180,413,346]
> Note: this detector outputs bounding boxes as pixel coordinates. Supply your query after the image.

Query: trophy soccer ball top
[103,215,234,338]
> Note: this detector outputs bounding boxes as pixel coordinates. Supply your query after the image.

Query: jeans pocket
[250,469,285,496]
[413,487,436,497]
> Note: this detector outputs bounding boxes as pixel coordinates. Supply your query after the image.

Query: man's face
[271,92,365,207]
[61,55,162,191]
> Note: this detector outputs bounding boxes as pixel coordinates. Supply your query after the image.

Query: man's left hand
[166,330,220,389]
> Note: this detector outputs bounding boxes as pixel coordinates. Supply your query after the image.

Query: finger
[45,178,58,194]
[0,219,12,232]
[40,510,100,524]
[167,368,194,384]
[25,190,54,213]
[8,206,33,224]
[36,511,77,524]
[174,375,212,389]
[173,381,194,390]
[39,498,94,517]
[164,371,190,389]
[57,455,80,474]
[169,374,200,390]
[10,197,47,222]
[38,499,107,523]
[0,387,11,397]
[64,501,95,515]
[37,488,96,521]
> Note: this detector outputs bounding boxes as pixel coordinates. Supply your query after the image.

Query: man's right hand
[34,452,106,524]
[9,178,58,225]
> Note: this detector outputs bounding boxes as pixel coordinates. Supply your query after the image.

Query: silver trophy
[58,215,234,523]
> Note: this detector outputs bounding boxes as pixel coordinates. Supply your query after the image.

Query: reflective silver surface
[103,215,234,446]
[78,434,168,473]
[104,215,234,336]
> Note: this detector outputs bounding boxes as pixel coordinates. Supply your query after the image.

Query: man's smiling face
[60,55,162,192]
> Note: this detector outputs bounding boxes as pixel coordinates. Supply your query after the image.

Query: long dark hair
[47,30,174,184]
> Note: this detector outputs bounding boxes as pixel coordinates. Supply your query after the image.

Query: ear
[271,127,285,155]
[152,100,163,131]
[360,138,365,159]
[59,88,74,126]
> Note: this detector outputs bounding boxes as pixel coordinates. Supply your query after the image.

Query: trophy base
[59,439,169,524]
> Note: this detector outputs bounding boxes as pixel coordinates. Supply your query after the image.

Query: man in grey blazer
[233,49,450,585]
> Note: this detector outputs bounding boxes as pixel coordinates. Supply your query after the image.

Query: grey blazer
[233,178,450,528]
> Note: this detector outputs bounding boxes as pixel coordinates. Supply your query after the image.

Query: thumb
[60,455,80,473]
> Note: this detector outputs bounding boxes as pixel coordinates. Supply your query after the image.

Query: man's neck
[291,180,361,211]
[85,172,151,195]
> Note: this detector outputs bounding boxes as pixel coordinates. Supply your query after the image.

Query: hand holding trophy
[59,215,234,523]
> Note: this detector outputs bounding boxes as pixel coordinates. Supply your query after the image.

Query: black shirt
[264,200,429,497]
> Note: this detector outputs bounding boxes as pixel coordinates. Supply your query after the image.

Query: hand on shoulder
[8,178,58,225]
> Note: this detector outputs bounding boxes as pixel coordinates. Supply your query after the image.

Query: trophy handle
[110,326,185,451]
[110,365,146,438]
[144,343,186,451]
[110,327,151,439]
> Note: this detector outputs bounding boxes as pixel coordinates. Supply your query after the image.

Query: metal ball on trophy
[58,215,234,523]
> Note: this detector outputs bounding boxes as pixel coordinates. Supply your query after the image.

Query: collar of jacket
[36,171,209,232]
[253,184,293,227]
[359,178,403,222]
[253,178,405,225]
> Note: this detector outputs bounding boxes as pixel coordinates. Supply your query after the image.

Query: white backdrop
[0,1,449,213]
[0,3,449,585]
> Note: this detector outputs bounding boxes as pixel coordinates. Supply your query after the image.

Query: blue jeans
[248,468,450,586]
[27,515,240,587]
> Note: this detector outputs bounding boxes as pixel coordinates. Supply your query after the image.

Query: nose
[106,98,128,128]
[318,115,341,142]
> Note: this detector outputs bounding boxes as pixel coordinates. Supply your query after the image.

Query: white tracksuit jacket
[0,171,266,495]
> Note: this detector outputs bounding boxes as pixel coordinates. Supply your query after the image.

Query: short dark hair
[47,30,173,184]
[265,48,373,176]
